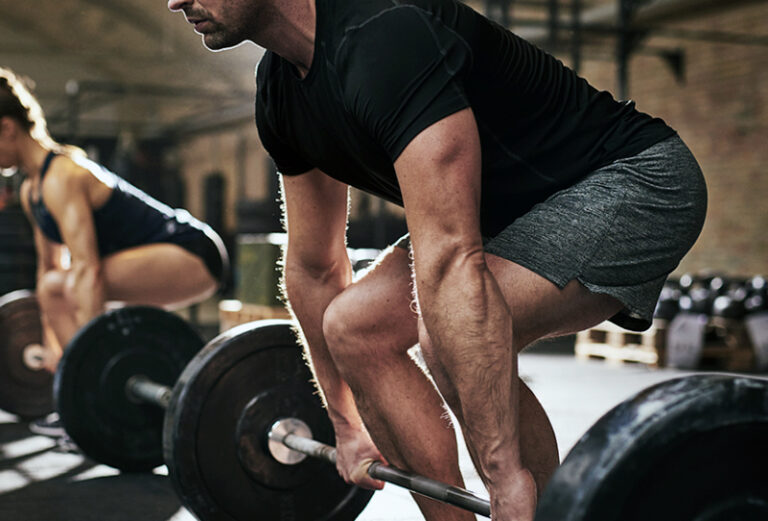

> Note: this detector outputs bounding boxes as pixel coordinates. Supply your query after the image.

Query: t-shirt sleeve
[336,6,472,161]
[254,62,314,176]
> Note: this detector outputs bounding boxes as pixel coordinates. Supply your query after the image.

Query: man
[167,0,707,519]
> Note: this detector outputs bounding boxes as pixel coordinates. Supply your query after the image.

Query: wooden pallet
[575,319,667,367]
[218,299,292,333]
[576,317,756,371]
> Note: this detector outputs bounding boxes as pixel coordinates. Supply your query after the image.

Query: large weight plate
[54,306,204,471]
[746,312,768,370]
[535,375,768,521]
[164,319,374,521]
[0,290,53,419]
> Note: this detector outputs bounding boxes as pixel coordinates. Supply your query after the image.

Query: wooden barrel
[235,233,285,306]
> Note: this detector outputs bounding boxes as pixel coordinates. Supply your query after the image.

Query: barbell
[53,306,205,470]
[53,308,768,521]
[54,308,480,518]
[0,289,54,419]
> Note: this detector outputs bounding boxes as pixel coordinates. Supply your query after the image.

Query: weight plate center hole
[22,343,47,371]
[268,418,313,465]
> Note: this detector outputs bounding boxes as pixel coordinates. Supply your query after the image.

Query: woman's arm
[20,179,64,280]
[40,159,105,327]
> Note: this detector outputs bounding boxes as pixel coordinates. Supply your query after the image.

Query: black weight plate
[0,274,37,296]
[535,375,768,521]
[54,306,203,471]
[164,319,374,521]
[0,290,53,418]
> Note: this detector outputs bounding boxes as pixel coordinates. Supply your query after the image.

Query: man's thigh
[390,236,621,351]
[483,136,706,332]
[485,253,623,351]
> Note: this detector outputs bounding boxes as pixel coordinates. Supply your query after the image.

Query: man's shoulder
[255,51,280,88]
[323,0,457,54]
[255,51,287,109]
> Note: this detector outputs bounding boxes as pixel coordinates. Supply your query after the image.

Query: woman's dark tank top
[28,152,209,257]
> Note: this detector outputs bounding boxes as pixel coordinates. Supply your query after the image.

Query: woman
[0,67,229,378]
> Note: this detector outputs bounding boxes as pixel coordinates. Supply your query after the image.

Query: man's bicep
[339,6,471,160]
[282,169,350,269]
[394,108,483,256]
[255,93,314,176]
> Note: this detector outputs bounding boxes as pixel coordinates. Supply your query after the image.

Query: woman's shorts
[397,134,707,331]
[171,226,231,293]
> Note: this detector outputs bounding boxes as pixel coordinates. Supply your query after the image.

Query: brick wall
[573,3,767,276]
[179,3,767,276]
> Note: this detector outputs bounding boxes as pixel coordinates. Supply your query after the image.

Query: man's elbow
[283,257,351,297]
[416,239,485,285]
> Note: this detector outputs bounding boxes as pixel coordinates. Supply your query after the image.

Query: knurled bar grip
[276,431,491,517]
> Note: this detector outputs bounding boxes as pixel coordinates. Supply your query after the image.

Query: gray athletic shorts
[396,134,707,331]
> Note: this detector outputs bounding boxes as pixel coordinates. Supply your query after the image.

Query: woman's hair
[0,66,84,158]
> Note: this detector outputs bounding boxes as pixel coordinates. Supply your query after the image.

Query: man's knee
[322,289,375,363]
[322,286,412,370]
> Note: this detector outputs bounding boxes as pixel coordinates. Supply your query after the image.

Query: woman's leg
[101,243,218,308]
[37,243,217,371]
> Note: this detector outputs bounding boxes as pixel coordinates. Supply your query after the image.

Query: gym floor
[0,344,709,521]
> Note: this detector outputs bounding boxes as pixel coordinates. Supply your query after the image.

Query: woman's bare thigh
[101,243,217,308]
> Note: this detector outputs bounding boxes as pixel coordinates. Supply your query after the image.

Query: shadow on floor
[0,421,183,521]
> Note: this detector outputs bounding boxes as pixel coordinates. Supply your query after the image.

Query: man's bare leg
[416,253,624,520]
[325,248,472,520]
[324,247,562,519]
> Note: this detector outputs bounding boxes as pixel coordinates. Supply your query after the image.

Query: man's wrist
[328,410,367,434]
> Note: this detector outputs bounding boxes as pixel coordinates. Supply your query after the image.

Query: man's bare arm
[393,108,524,480]
[282,169,360,427]
[282,169,386,489]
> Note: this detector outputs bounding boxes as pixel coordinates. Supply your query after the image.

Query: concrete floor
[0,352,727,521]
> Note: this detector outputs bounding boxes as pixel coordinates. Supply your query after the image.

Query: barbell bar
[127,372,491,515]
[268,418,492,516]
[164,320,768,521]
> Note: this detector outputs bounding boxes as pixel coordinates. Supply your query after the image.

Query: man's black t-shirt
[255,0,676,236]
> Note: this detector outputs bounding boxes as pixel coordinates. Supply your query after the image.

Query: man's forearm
[284,261,365,430]
[417,250,523,475]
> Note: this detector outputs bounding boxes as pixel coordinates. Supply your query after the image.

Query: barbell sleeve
[275,430,491,517]
[125,375,172,409]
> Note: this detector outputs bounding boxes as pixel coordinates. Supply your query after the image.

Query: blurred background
[0,0,766,331]
[0,2,766,520]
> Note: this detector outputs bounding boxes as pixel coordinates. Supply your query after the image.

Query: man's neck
[256,0,317,78]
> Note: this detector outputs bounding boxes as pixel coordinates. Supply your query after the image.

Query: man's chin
[201,33,243,52]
